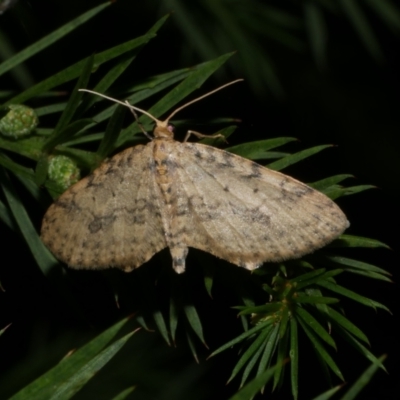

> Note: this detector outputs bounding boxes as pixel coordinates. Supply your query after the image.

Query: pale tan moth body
[41,82,349,273]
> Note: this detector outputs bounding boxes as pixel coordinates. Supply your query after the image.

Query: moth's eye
[167,124,175,133]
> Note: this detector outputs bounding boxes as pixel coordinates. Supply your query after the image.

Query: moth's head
[153,121,174,139]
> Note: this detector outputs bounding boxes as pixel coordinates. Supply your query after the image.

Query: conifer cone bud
[48,155,80,192]
[0,104,39,138]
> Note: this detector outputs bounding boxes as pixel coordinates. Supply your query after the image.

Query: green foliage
[159,0,400,94]
[9,318,133,400]
[230,355,386,400]
[209,257,387,397]
[0,3,392,400]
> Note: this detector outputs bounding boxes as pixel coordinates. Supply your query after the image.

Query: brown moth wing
[41,144,167,271]
[170,142,349,270]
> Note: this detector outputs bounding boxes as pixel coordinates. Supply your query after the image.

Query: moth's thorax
[153,137,175,188]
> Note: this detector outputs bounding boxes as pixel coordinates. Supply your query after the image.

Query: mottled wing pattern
[170,142,349,270]
[41,144,167,271]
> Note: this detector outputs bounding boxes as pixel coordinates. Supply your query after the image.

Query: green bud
[0,104,39,138]
[48,155,80,192]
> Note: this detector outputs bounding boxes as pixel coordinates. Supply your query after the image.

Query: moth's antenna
[78,89,162,125]
[79,78,243,127]
[165,79,244,123]
[125,100,153,140]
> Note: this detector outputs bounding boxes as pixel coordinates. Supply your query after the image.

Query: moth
[41,81,349,273]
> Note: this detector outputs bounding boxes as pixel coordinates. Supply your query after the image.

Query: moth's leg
[125,100,153,140]
[183,130,227,143]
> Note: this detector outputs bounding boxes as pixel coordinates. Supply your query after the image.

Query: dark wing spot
[88,215,116,234]
[207,153,216,163]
